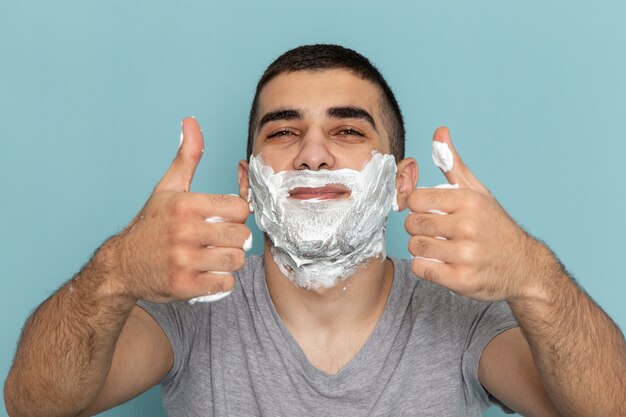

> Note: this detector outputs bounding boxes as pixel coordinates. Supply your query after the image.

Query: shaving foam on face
[432,141,454,173]
[248,152,398,289]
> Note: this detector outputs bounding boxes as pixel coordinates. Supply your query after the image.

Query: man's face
[251,69,393,177]
[241,68,417,287]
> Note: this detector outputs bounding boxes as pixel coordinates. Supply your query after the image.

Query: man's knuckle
[457,219,478,239]
[458,242,478,263]
[221,251,238,270]
[427,191,444,206]
[406,191,419,210]
[234,198,250,219]
[419,216,437,233]
[169,246,189,270]
[170,197,190,217]
[218,249,245,270]
[211,194,228,204]
[166,223,185,245]
[422,267,439,283]
[462,192,481,211]
[233,224,250,245]
[169,271,193,295]
[232,250,246,269]
[409,237,429,255]
[213,224,230,244]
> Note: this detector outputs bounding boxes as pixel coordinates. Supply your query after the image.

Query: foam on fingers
[432,141,454,173]
[243,234,253,251]
[188,271,233,304]
[205,216,225,223]
[188,290,232,304]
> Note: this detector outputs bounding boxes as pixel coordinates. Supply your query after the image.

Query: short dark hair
[247,44,405,161]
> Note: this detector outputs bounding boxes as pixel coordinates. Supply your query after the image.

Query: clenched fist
[405,127,559,302]
[107,117,252,303]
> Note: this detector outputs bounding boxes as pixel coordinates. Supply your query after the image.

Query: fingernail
[179,130,184,149]
[243,233,253,251]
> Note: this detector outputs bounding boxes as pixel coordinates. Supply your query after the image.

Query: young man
[5,45,626,417]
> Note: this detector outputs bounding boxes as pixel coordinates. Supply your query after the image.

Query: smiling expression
[250,69,393,192]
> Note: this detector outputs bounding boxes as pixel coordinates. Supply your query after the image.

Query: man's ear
[395,157,418,211]
[238,159,250,199]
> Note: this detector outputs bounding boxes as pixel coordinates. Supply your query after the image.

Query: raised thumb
[432,126,490,195]
[155,117,205,193]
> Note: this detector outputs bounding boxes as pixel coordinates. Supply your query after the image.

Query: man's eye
[338,128,364,136]
[267,130,295,138]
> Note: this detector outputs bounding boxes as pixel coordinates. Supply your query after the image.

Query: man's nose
[292,129,335,171]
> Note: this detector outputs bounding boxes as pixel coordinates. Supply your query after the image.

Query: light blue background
[1,1,625,416]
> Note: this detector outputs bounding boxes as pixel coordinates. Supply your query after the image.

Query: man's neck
[263,248,394,340]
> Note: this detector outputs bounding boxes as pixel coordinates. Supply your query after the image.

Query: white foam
[413,255,444,264]
[432,141,454,173]
[205,216,225,223]
[188,290,232,304]
[243,234,253,251]
[248,152,397,289]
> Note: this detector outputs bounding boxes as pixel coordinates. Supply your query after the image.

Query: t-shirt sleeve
[461,300,519,413]
[136,299,203,385]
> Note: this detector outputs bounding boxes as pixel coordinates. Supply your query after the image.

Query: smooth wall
[1,1,625,416]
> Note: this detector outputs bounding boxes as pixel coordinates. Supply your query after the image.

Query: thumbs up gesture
[405,127,556,302]
[109,117,251,303]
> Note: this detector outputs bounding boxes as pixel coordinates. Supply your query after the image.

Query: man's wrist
[509,238,571,308]
[75,236,138,307]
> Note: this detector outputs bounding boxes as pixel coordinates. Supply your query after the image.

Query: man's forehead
[257,69,384,116]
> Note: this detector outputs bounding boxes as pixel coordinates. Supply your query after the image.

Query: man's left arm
[506,254,626,416]
[405,127,626,416]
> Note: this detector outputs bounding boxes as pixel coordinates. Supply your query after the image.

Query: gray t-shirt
[138,256,518,416]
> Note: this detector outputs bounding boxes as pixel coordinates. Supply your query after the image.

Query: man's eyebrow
[327,106,377,132]
[257,108,303,132]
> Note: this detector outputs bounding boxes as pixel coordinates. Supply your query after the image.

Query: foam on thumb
[432,141,454,173]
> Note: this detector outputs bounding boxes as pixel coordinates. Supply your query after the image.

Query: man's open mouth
[288,185,351,200]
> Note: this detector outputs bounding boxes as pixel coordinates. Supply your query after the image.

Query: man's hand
[405,126,554,302]
[109,117,251,303]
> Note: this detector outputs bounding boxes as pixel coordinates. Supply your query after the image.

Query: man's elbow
[3,373,83,417]
[4,374,26,417]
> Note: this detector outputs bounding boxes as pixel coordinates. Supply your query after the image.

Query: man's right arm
[4,117,251,417]
[76,304,174,417]
[4,240,171,417]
